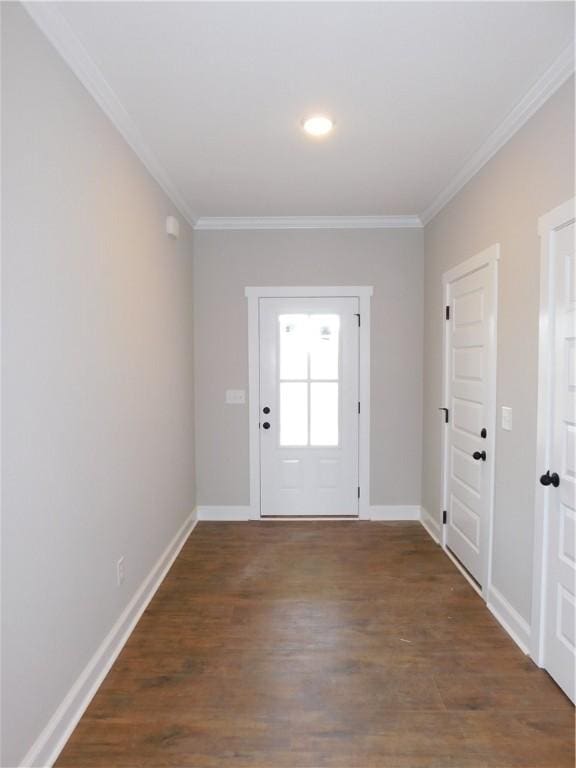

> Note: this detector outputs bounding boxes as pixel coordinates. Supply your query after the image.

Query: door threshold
[260,515,360,521]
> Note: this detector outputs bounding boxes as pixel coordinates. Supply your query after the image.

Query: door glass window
[278,314,340,447]
[279,315,308,380]
[279,382,308,446]
[310,315,340,380]
[310,382,339,446]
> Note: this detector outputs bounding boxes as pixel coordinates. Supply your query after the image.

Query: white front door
[540,207,575,702]
[259,297,359,517]
[443,248,498,587]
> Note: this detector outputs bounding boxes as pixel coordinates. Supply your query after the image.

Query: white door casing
[533,199,576,703]
[245,287,372,520]
[441,245,499,590]
[259,297,359,516]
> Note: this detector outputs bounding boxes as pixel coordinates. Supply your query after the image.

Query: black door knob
[262,422,271,430]
[263,407,270,414]
[473,451,487,461]
[540,471,560,488]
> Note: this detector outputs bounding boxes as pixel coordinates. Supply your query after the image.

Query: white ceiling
[47,2,574,222]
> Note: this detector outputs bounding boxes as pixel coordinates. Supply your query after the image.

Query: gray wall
[422,78,575,623]
[193,228,424,507]
[1,6,196,766]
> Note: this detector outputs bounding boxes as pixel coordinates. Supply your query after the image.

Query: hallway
[56,522,573,768]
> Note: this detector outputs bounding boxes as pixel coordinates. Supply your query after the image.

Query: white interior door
[259,297,359,517]
[540,211,576,702]
[443,249,497,587]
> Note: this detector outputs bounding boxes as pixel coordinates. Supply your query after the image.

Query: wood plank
[56,522,574,768]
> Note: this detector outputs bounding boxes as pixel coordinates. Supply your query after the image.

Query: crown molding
[420,43,575,226]
[22,2,197,228]
[22,3,573,232]
[194,215,422,230]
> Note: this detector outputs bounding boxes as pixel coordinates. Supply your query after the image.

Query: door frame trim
[245,286,373,520]
[531,197,575,665]
[440,244,499,595]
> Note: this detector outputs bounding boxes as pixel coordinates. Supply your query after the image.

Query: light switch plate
[501,406,512,431]
[226,389,246,405]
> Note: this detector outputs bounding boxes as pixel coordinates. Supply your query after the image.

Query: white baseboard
[20,510,198,768]
[369,505,421,521]
[428,518,532,656]
[197,505,252,521]
[420,507,441,544]
[487,585,531,655]
[197,505,422,522]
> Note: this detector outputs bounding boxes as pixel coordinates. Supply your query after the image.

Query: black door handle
[262,422,271,430]
[540,471,560,488]
[473,451,487,461]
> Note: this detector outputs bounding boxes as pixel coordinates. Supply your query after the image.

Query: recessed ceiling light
[302,115,334,137]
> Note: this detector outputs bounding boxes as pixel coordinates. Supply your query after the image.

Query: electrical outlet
[116,556,125,587]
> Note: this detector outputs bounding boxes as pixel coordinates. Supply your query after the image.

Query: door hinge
[445,305,450,320]
[358,401,361,414]
[357,486,361,499]
[442,510,447,525]
[439,407,449,424]
[354,313,361,327]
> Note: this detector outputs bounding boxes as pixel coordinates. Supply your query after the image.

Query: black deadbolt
[480,428,487,439]
[262,422,271,430]
[473,450,487,461]
[540,470,560,488]
[263,406,270,414]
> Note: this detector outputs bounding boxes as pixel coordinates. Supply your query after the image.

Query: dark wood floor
[56,522,574,768]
